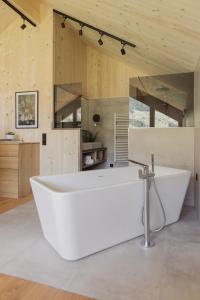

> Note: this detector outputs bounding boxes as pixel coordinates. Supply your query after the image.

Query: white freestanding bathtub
[30,166,191,261]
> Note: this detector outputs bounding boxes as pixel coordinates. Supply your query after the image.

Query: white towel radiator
[114,113,129,163]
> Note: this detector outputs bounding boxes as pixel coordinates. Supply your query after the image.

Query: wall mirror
[53,83,82,129]
[129,72,194,128]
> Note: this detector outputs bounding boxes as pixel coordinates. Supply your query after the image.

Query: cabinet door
[0,169,18,198]
[18,144,40,197]
[0,145,19,157]
[0,157,19,169]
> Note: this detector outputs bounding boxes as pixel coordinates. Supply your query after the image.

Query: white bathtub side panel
[150,172,191,229]
[31,180,78,259]
[53,172,190,260]
[31,180,60,250]
[52,182,145,260]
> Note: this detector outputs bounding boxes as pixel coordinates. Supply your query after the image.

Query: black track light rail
[53,9,136,48]
[2,0,36,27]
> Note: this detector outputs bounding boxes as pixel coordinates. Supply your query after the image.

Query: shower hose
[141,177,166,232]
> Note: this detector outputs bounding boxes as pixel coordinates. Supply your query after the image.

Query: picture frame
[15,91,39,129]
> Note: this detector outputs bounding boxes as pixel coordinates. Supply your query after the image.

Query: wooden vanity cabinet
[0,142,40,199]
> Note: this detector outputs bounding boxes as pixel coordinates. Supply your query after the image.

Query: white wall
[129,128,195,206]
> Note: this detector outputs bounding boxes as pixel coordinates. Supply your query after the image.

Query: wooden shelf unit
[82,147,107,170]
[0,141,40,199]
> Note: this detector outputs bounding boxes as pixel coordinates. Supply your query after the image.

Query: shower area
[53,72,194,172]
[81,98,129,169]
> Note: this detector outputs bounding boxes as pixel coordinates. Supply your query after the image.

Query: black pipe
[53,9,136,48]
[2,0,37,27]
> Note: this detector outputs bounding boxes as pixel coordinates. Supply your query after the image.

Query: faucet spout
[128,159,147,168]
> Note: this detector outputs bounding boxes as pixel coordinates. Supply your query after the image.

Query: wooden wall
[54,14,140,100]
[53,14,87,95]
[86,47,140,99]
[0,4,80,176]
[0,8,139,177]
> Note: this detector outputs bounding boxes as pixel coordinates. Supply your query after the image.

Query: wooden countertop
[0,140,40,145]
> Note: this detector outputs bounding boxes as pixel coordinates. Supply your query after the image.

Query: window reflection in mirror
[129,98,150,128]
[129,72,194,128]
[155,111,178,128]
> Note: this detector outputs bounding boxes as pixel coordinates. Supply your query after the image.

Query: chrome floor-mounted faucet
[128,154,155,248]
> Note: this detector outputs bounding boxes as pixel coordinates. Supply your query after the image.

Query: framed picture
[15,91,38,129]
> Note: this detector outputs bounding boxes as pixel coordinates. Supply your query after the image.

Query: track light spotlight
[79,23,84,36]
[98,32,104,46]
[121,42,127,55]
[54,10,136,50]
[21,19,26,30]
[61,17,67,28]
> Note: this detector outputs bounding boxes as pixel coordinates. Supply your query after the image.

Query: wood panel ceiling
[0,0,40,31]
[1,0,200,75]
[0,2,17,33]
[44,0,200,75]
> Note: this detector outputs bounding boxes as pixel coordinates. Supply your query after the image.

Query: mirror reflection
[53,72,194,130]
[54,83,82,128]
[129,72,194,128]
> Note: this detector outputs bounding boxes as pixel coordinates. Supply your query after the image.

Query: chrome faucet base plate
[141,238,155,248]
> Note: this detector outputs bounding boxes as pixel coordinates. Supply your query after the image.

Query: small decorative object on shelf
[84,155,94,166]
[82,130,98,143]
[82,147,107,170]
[5,131,15,140]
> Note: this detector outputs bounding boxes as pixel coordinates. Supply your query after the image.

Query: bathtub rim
[30,177,144,196]
[30,166,191,196]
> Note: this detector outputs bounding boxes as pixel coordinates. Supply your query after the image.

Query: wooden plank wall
[0,4,80,176]
[54,14,140,100]
[86,46,141,99]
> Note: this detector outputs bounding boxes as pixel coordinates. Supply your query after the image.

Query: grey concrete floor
[0,202,200,300]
